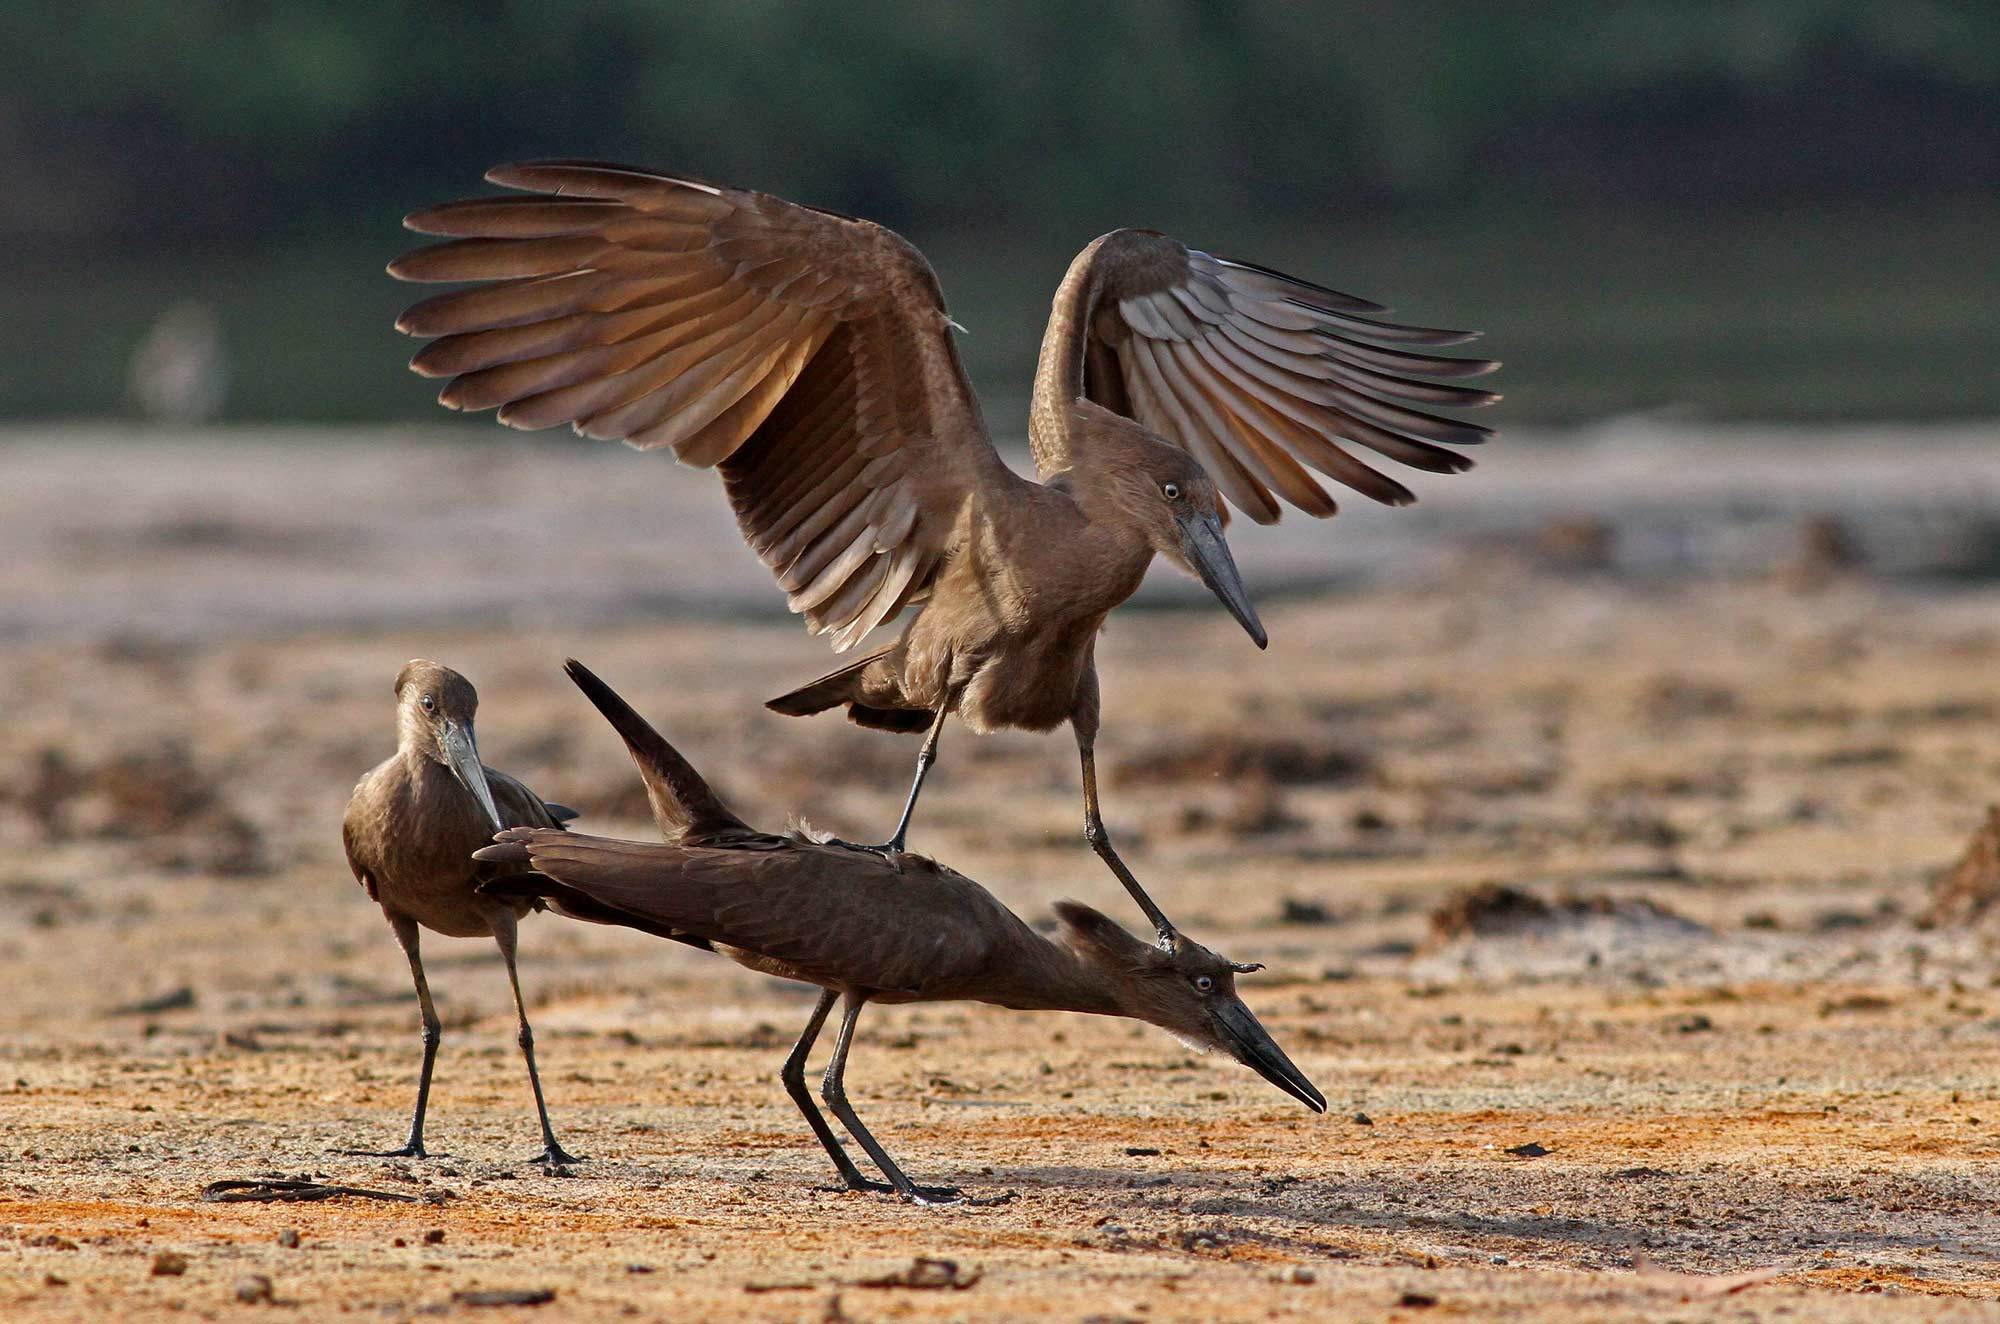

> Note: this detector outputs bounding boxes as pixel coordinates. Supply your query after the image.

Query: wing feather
[1030,229,1497,520]
[491,828,1008,996]
[403,197,630,238]
[1164,340,1339,516]
[393,161,1014,650]
[1125,336,1278,522]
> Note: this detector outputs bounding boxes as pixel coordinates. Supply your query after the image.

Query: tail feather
[765,646,893,717]
[563,658,752,842]
[768,646,928,732]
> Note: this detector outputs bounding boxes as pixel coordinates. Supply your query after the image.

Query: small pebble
[234,1273,274,1304]
[423,1229,445,1246]
[277,1228,301,1249]
[1288,1266,1316,1284]
[151,1251,189,1277]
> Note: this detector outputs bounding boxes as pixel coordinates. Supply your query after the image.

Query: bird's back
[483,829,1032,998]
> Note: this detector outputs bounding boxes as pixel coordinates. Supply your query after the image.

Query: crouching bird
[473,660,1325,1205]
[341,660,583,1166]
[390,160,1497,942]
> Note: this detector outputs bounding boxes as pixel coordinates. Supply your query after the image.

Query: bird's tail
[765,647,891,716]
[563,658,752,842]
[766,646,930,733]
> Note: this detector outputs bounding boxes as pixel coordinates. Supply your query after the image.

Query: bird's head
[1121,445,1266,650]
[1053,900,1323,1112]
[394,659,501,830]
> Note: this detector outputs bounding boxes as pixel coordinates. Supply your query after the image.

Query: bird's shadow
[938,1163,2000,1275]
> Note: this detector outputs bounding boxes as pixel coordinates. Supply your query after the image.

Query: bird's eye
[1162,482,1181,500]
[420,694,435,712]
[1193,975,1214,993]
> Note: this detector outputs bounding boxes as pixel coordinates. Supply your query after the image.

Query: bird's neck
[394,741,448,786]
[999,931,1128,1018]
[394,707,436,760]
[1028,238,1109,460]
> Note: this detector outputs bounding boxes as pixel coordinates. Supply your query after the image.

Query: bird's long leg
[783,989,890,1194]
[835,703,950,858]
[882,703,950,851]
[344,911,440,1158]
[490,910,581,1168]
[1079,738,1178,947]
[819,993,960,1205]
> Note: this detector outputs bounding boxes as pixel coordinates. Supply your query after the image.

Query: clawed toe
[826,837,901,862]
[528,1145,582,1169]
[901,1183,1016,1207]
[904,1184,965,1206]
[341,1144,428,1160]
[826,1176,898,1196]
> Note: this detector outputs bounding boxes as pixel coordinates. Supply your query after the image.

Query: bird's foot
[340,1142,428,1160]
[898,1183,1016,1207]
[824,1176,1011,1207]
[902,1183,965,1207]
[527,1144,583,1169]
[824,837,904,864]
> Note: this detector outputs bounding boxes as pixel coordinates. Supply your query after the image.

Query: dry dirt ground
[7,435,2000,1321]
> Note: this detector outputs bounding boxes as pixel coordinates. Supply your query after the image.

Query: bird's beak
[439,720,503,833]
[1213,997,1325,1112]
[1177,511,1267,649]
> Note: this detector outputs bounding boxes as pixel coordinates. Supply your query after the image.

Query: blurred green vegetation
[3,1,1996,423]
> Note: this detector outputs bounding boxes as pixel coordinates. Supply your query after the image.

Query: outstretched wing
[390,161,1012,650]
[1034,229,1499,524]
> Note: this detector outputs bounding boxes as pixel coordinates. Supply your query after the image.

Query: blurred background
[6,0,1999,426]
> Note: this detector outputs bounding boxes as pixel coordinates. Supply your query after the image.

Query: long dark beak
[1213,997,1324,1112]
[1178,511,1266,649]
[439,720,503,832]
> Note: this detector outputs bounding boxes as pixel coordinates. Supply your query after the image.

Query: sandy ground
[6,431,2000,1321]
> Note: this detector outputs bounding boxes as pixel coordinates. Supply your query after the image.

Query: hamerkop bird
[473,660,1326,1205]
[390,160,1497,938]
[341,660,582,1166]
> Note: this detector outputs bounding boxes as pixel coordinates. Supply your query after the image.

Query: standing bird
[341,660,582,1166]
[475,660,1325,1205]
[389,161,1497,940]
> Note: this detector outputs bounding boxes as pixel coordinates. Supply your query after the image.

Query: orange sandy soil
[6,572,2000,1321]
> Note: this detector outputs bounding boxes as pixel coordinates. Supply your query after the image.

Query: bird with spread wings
[390,161,1496,940]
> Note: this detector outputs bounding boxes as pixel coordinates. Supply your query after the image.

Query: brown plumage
[390,161,1498,937]
[473,660,1325,1206]
[341,660,586,1166]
